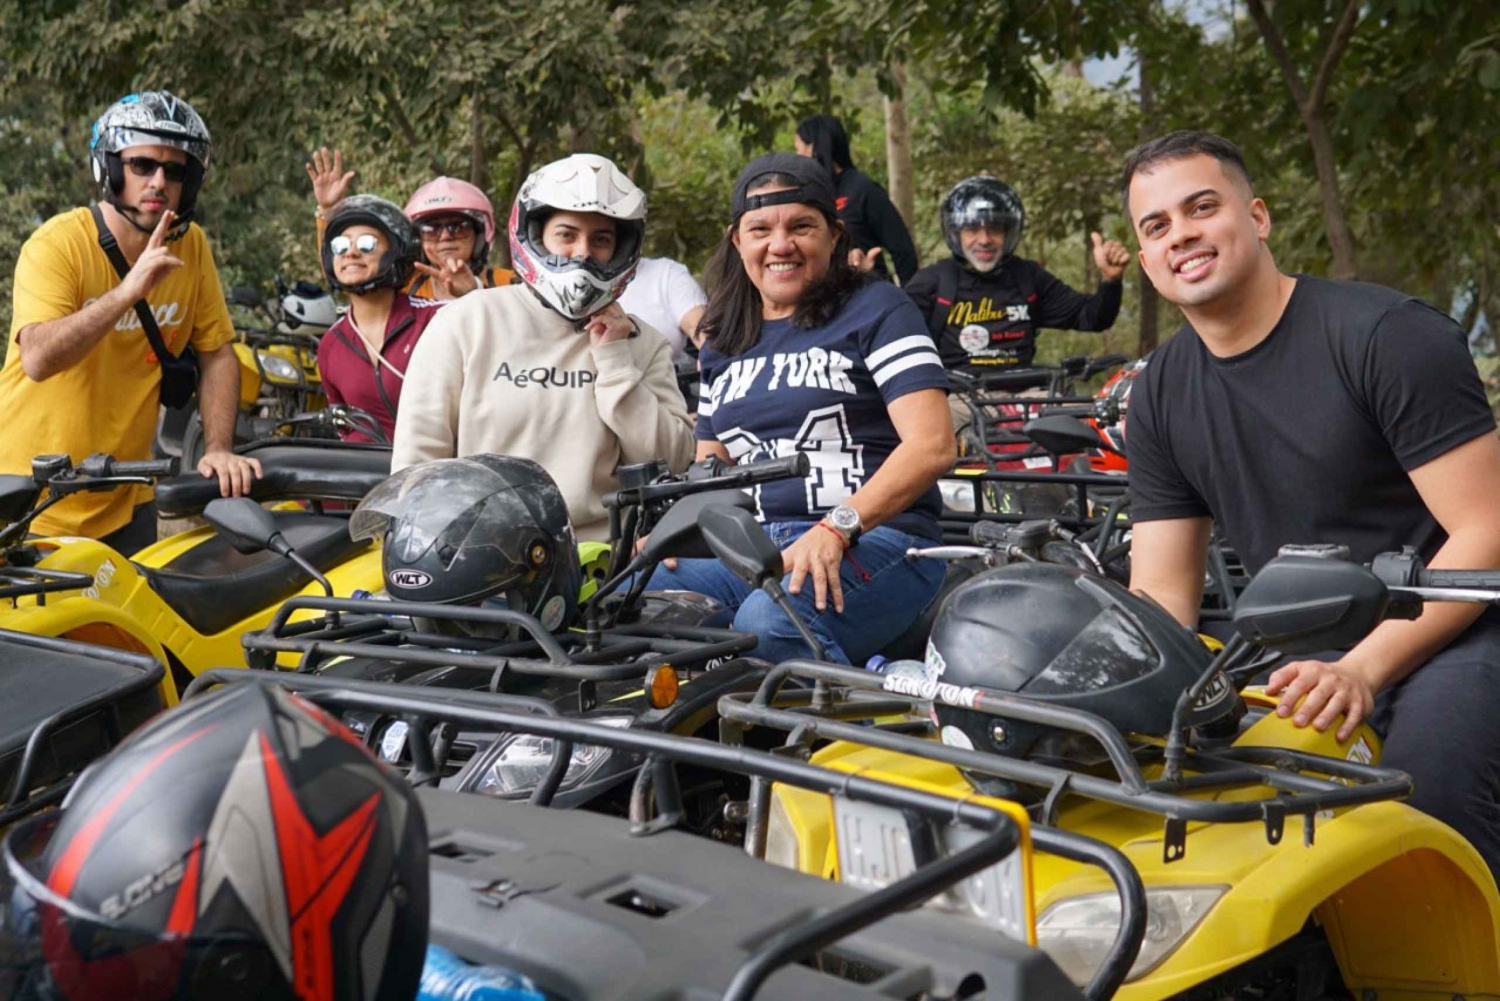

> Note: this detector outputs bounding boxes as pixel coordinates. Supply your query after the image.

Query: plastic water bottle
[418,945,546,1001]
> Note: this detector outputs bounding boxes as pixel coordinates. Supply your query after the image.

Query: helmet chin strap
[110,194,189,237]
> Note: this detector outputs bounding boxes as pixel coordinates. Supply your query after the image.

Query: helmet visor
[350,459,561,570]
[0,813,287,1001]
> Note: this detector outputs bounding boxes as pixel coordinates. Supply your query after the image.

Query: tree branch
[1245,0,1311,112]
[382,80,444,176]
[493,102,527,155]
[1309,0,1361,112]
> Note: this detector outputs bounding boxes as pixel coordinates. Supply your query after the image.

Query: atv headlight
[939,480,977,514]
[378,719,409,763]
[257,351,301,384]
[474,716,632,797]
[1037,885,1225,985]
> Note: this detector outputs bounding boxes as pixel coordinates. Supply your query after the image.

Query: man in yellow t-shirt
[0,91,260,553]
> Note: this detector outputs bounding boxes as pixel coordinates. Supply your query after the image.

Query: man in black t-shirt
[1122,130,1500,877]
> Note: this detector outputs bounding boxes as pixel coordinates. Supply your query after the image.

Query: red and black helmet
[0,681,427,1001]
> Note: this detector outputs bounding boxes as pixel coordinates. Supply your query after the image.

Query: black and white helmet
[508,154,646,321]
[940,176,1025,262]
[321,195,421,295]
[89,91,212,240]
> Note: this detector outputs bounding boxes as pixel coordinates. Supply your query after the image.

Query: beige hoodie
[393,285,695,541]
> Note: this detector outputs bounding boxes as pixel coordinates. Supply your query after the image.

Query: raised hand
[121,210,185,300]
[848,246,884,273]
[306,147,356,212]
[1091,231,1131,282]
[413,257,481,298]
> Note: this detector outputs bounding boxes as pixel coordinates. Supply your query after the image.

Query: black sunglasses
[121,156,189,183]
[418,219,476,238]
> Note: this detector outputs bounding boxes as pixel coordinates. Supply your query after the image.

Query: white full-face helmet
[507,154,646,321]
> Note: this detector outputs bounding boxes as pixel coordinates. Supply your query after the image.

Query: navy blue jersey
[696,281,949,539]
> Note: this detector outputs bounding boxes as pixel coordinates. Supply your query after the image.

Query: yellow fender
[231,341,261,408]
[4,529,386,700]
[770,712,1500,999]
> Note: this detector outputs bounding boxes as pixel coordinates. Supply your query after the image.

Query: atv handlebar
[605,453,810,510]
[73,455,180,480]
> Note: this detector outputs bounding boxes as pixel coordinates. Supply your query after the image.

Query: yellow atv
[715,550,1500,999]
[0,441,391,704]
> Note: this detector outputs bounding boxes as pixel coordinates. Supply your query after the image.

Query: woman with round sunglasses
[307,149,513,301]
[315,195,446,443]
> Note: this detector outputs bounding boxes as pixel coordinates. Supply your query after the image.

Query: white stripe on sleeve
[865,334,936,371]
[872,351,944,388]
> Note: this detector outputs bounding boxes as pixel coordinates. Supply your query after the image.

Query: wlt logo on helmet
[390,569,433,588]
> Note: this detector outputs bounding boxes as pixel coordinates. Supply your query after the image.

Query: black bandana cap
[731,152,839,221]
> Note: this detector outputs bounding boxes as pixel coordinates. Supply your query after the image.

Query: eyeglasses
[121,156,189,184]
[418,219,476,238]
[330,233,381,256]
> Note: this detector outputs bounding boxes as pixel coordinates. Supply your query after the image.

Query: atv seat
[878,559,982,662]
[154,443,391,518]
[0,635,164,811]
[0,475,41,526]
[139,512,369,636]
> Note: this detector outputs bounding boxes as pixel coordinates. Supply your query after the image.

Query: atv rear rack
[243,595,758,710]
[0,566,94,605]
[181,669,1147,1001]
[717,660,1413,866]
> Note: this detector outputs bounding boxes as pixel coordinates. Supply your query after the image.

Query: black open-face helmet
[350,455,582,635]
[0,681,428,1001]
[925,563,1238,790]
[940,176,1025,263]
[321,195,420,295]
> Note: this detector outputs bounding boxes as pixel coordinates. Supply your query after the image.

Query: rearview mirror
[227,286,263,309]
[1022,414,1108,456]
[204,497,286,555]
[640,490,755,564]
[698,505,783,589]
[1233,555,1389,655]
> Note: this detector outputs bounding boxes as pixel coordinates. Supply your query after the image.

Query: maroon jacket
[316,293,445,442]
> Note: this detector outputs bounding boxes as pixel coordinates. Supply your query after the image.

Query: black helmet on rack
[0,680,428,1001]
[940,176,1025,263]
[924,563,1238,789]
[350,455,583,635]
[321,195,421,295]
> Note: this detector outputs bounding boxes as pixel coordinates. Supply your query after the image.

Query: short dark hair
[795,114,855,174]
[1119,130,1253,220]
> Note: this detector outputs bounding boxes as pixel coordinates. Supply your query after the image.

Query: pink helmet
[405,176,496,272]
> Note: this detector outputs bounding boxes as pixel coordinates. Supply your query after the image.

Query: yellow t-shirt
[0,207,234,538]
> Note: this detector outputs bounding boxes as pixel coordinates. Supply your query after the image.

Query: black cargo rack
[181,669,1146,1001]
[718,660,1413,867]
[0,567,94,606]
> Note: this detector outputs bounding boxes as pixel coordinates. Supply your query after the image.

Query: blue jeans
[642,522,945,665]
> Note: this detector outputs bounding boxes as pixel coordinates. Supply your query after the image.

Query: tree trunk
[883,61,915,229]
[1137,36,1160,355]
[1245,0,1361,279]
[469,94,485,189]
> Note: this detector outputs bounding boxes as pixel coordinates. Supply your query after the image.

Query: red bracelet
[813,520,850,550]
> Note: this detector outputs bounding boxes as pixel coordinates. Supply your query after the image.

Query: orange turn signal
[646,664,679,710]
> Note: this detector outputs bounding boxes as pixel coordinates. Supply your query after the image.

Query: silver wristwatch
[824,504,863,545]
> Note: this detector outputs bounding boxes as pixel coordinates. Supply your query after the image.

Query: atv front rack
[938,467,1129,540]
[0,630,165,826]
[718,660,1414,866]
[0,566,93,605]
[182,669,1146,1001]
[243,595,758,710]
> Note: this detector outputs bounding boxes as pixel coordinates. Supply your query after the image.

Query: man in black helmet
[903,176,1131,430]
[0,91,259,554]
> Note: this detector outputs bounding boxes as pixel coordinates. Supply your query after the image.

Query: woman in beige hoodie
[393,154,695,541]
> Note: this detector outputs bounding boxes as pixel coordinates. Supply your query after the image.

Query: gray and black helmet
[940,176,1025,262]
[350,456,583,636]
[924,563,1239,794]
[89,91,212,240]
[321,195,421,295]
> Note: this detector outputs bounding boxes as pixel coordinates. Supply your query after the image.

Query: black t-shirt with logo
[904,256,1122,374]
[1127,276,1497,574]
